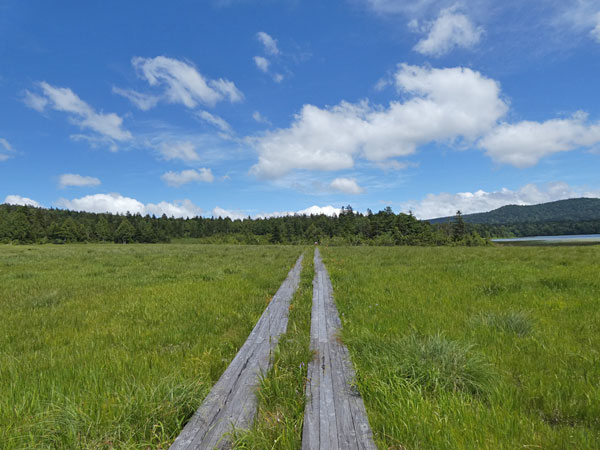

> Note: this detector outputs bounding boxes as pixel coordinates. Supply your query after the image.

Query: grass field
[321,246,600,449]
[0,244,301,449]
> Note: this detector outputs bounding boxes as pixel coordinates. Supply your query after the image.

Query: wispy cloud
[196,110,233,135]
[58,173,101,188]
[132,56,243,108]
[161,168,215,187]
[112,87,160,111]
[23,82,132,148]
[253,56,270,73]
[0,138,14,161]
[256,31,280,55]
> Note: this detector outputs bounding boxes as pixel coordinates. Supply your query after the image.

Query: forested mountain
[0,204,486,246]
[430,198,600,224]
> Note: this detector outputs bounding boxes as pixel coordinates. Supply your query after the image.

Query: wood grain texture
[302,249,377,450]
[170,254,304,450]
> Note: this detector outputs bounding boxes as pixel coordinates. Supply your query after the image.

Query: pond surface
[492,234,600,243]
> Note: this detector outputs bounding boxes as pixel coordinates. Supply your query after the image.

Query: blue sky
[1,0,600,219]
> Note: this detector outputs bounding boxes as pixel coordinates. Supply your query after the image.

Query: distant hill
[429,198,600,225]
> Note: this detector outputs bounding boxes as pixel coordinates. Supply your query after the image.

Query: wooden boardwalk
[169,254,304,450]
[302,249,377,450]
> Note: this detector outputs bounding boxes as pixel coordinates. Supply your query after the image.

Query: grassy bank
[321,246,600,449]
[233,247,314,449]
[0,244,300,449]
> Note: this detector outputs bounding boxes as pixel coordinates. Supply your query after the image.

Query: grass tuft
[474,311,533,336]
[354,333,495,398]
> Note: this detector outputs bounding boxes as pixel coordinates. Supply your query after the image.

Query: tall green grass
[233,248,314,449]
[322,246,600,449]
[0,244,300,449]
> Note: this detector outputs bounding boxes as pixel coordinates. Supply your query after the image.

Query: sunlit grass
[321,246,600,449]
[0,244,300,449]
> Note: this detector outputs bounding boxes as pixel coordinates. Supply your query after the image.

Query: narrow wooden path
[170,254,304,450]
[302,249,377,450]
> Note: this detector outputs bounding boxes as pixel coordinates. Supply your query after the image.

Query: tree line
[0,204,489,246]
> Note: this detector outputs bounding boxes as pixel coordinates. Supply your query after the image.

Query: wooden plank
[170,254,303,450]
[302,249,377,450]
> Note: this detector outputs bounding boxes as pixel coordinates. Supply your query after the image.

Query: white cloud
[273,73,284,83]
[403,182,600,219]
[158,141,200,162]
[212,205,342,220]
[56,193,202,218]
[0,138,13,161]
[414,6,483,56]
[25,82,131,144]
[212,206,248,220]
[112,87,160,111]
[480,112,600,167]
[252,111,272,125]
[256,205,342,219]
[196,110,233,134]
[592,12,600,41]
[256,31,280,55]
[132,56,243,108]
[254,56,270,72]
[23,90,48,112]
[59,173,101,188]
[251,64,507,178]
[4,195,41,207]
[161,168,215,187]
[330,177,364,194]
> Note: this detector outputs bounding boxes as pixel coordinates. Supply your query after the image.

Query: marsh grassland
[0,244,300,449]
[322,246,600,449]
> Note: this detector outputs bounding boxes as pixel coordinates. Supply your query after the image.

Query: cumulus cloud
[256,205,342,219]
[56,193,202,218]
[112,87,160,111]
[158,141,200,162]
[330,177,364,194]
[132,56,243,108]
[59,173,101,188]
[212,205,342,220]
[212,206,248,220]
[196,111,233,134]
[480,112,600,167]
[273,73,284,83]
[413,6,483,56]
[4,195,41,207]
[256,31,280,55]
[254,56,270,72]
[24,82,131,144]
[161,168,215,187]
[403,182,600,219]
[0,138,14,161]
[251,64,507,178]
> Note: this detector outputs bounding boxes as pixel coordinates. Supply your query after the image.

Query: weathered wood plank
[302,249,377,450]
[170,254,303,450]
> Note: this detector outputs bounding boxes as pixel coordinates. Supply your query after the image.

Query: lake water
[492,234,600,243]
